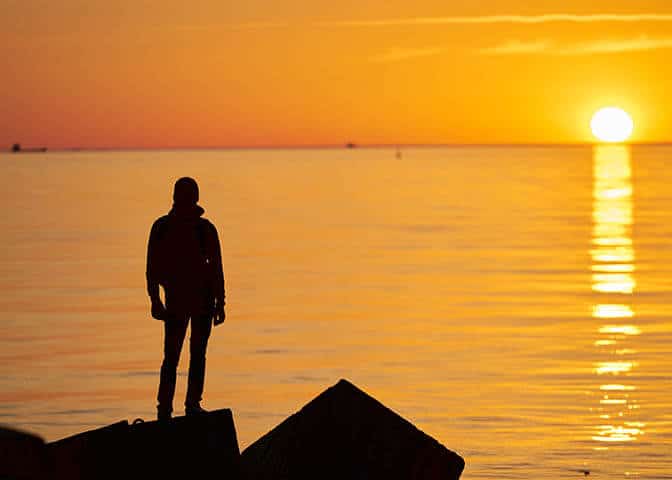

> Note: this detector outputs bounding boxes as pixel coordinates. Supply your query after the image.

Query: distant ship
[346,142,357,149]
[11,143,47,153]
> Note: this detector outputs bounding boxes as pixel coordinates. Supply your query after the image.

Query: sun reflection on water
[598,325,641,336]
[595,362,635,375]
[592,304,633,318]
[600,384,636,391]
[590,145,643,444]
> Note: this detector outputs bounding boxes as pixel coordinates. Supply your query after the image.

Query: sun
[591,107,634,143]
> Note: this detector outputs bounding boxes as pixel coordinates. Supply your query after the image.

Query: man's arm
[208,222,226,325]
[146,219,167,319]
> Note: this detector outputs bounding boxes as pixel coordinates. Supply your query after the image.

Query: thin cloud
[371,46,444,63]
[480,35,672,55]
[480,40,550,55]
[569,35,672,54]
[233,21,290,30]
[324,13,672,27]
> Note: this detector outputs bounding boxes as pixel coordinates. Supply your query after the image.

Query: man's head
[173,177,199,206]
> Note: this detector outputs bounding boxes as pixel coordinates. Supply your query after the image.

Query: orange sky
[2,0,672,148]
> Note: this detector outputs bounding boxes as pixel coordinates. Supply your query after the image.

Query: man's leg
[185,313,213,411]
[157,314,189,418]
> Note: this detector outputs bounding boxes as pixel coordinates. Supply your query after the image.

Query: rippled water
[0,146,670,478]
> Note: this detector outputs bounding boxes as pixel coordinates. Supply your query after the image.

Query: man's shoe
[185,404,208,416]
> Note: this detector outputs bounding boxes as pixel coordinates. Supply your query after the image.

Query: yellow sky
[2,0,672,148]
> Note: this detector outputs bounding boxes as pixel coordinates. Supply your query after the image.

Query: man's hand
[214,298,225,326]
[151,298,167,320]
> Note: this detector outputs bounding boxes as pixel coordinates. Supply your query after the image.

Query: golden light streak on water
[591,264,635,273]
[600,398,628,405]
[595,361,635,375]
[592,425,642,442]
[591,274,635,293]
[590,248,634,264]
[600,384,636,391]
[590,145,644,446]
[598,325,641,335]
[592,236,632,246]
[592,304,634,318]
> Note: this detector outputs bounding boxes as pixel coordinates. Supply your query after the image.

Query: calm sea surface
[0,146,670,478]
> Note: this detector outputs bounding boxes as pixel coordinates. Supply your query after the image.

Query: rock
[240,379,465,480]
[126,410,240,479]
[0,426,49,480]
[48,409,240,480]
[48,420,130,480]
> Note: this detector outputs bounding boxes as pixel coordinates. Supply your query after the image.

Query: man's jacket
[146,203,225,318]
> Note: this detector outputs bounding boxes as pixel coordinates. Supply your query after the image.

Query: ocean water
[0,146,670,479]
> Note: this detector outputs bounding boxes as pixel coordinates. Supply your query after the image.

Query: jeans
[157,312,212,414]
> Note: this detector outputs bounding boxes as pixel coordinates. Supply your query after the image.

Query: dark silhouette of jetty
[48,409,239,480]
[1,379,465,480]
[241,379,464,480]
[0,426,49,479]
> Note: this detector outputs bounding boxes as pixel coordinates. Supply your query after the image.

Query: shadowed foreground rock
[48,409,240,480]
[0,426,48,480]
[241,379,465,480]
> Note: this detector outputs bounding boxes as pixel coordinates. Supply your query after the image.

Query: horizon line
[4,141,672,153]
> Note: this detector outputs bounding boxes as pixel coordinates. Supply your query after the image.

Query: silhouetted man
[146,177,225,420]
